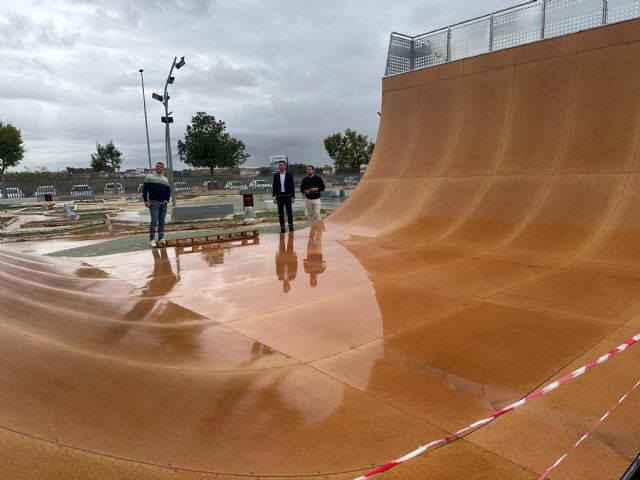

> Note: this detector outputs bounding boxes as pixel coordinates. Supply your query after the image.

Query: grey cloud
[0,13,77,50]
[1,0,517,171]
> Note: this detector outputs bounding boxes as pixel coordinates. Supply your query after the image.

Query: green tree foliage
[0,122,26,175]
[177,112,249,175]
[66,167,94,174]
[323,128,375,171]
[286,163,309,175]
[90,140,123,172]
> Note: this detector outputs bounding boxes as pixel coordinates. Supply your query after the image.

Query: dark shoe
[289,226,294,232]
[280,228,286,233]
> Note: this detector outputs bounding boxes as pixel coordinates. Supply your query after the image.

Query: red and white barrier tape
[354,333,640,480]
[538,377,640,479]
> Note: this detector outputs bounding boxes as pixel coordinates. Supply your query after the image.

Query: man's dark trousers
[276,195,294,232]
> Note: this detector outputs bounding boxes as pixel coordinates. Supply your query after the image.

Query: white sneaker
[150,240,156,247]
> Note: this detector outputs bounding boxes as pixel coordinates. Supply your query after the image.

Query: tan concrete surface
[2,18,640,480]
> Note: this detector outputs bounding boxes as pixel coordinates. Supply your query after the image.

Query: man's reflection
[122,248,179,321]
[304,221,326,287]
[275,232,297,293]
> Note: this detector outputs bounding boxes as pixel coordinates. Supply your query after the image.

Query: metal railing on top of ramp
[385,0,640,76]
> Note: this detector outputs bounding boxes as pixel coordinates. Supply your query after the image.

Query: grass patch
[1,222,102,237]
[74,208,115,213]
[0,216,15,226]
[76,213,107,221]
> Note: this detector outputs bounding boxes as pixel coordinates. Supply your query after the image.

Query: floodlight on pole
[155,55,186,221]
[139,69,152,170]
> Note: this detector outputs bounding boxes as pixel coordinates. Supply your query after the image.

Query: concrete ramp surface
[2,19,640,480]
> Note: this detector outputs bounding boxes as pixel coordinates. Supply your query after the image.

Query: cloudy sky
[0,0,517,172]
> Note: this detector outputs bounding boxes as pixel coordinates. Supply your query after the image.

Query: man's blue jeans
[149,201,167,240]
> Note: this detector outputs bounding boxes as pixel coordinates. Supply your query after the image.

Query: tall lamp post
[152,56,185,221]
[139,69,152,170]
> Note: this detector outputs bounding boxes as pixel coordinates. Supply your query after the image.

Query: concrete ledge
[321,189,346,198]
[59,195,96,201]
[173,203,234,221]
[263,199,307,212]
[0,198,38,205]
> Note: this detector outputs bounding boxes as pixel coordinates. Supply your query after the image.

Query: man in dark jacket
[143,162,171,247]
[300,165,325,224]
[272,160,295,233]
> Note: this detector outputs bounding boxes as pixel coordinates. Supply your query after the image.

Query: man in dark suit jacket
[272,160,296,233]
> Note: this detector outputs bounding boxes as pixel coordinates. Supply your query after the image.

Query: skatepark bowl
[2,12,640,480]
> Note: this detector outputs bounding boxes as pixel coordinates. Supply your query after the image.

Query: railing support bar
[541,0,547,40]
[489,14,495,51]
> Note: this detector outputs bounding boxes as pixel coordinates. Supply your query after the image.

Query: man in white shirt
[271,160,296,233]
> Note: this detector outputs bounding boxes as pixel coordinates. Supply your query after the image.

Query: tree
[323,128,375,171]
[0,122,26,176]
[177,112,249,175]
[90,140,123,172]
[286,163,309,175]
[66,167,94,174]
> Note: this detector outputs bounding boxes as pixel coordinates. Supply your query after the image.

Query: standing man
[300,165,325,224]
[272,160,295,233]
[143,161,171,247]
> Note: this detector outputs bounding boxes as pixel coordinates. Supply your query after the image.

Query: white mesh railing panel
[450,17,491,61]
[544,0,603,38]
[493,2,544,50]
[607,0,640,23]
[386,35,412,76]
[413,30,449,69]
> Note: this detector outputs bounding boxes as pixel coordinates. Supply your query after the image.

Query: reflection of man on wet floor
[304,221,326,287]
[104,248,179,344]
[275,233,297,293]
[124,248,179,321]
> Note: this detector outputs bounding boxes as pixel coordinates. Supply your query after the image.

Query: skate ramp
[325,17,640,477]
[1,19,640,480]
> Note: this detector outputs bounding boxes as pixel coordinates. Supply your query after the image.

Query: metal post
[446,28,451,62]
[541,0,547,40]
[139,69,152,170]
[163,57,178,221]
[602,0,608,24]
[165,108,176,219]
[410,39,415,72]
[489,14,494,51]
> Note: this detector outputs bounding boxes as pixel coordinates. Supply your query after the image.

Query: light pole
[152,56,185,221]
[139,69,152,170]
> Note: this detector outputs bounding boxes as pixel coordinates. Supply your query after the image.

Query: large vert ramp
[327,16,640,478]
[1,16,640,480]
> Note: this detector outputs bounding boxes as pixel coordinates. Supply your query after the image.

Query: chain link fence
[0,171,362,200]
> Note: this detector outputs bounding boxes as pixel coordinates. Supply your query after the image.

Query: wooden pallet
[154,229,259,248]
